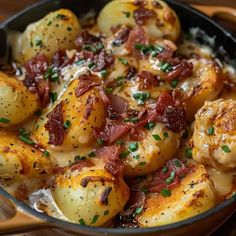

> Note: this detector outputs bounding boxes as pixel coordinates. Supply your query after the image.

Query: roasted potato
[137,159,215,227]
[124,123,180,176]
[193,99,236,171]
[11,9,80,63]
[97,0,180,42]
[0,72,38,127]
[0,130,53,181]
[33,79,105,150]
[53,164,130,226]
[178,58,223,121]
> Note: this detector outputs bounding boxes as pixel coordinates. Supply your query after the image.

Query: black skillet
[0,0,236,235]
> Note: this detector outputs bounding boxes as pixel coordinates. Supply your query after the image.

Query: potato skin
[53,166,130,226]
[97,0,180,42]
[33,79,105,150]
[137,160,216,227]
[193,99,236,171]
[12,9,80,63]
[124,123,180,176]
[178,59,223,121]
[0,130,53,181]
[0,72,38,127]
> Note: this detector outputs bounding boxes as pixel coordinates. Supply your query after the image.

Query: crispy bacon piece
[125,26,148,59]
[75,74,100,97]
[96,145,124,177]
[133,7,156,25]
[75,31,101,51]
[45,102,64,146]
[112,26,131,47]
[126,66,137,80]
[108,94,129,114]
[24,53,50,107]
[52,49,75,68]
[136,71,159,90]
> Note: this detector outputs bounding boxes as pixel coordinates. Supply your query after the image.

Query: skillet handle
[192,4,236,24]
[0,194,45,235]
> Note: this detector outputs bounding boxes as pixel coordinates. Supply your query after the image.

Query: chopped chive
[185,148,192,158]
[118,57,129,65]
[151,45,164,57]
[91,214,99,224]
[97,138,104,145]
[119,150,130,159]
[0,118,10,123]
[74,155,86,161]
[88,62,96,69]
[161,188,171,197]
[35,39,42,46]
[105,87,113,94]
[116,140,125,145]
[133,154,140,160]
[133,92,150,105]
[100,70,108,78]
[145,122,155,130]
[152,134,162,141]
[160,62,172,72]
[171,79,178,88]
[50,92,57,103]
[64,120,71,129]
[129,142,139,152]
[43,150,50,157]
[18,135,35,145]
[88,151,96,157]
[124,117,139,123]
[163,132,169,138]
[104,210,109,216]
[79,218,86,226]
[162,166,168,173]
[221,145,231,153]
[47,21,52,26]
[139,161,146,166]
[174,159,181,167]
[207,127,214,135]
[165,171,175,184]
[122,11,131,18]
[133,207,143,217]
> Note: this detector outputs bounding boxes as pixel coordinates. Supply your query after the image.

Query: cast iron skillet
[0,0,236,235]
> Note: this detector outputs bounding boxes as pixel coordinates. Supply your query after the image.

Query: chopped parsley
[63,120,71,129]
[118,57,129,65]
[133,207,143,217]
[0,118,10,124]
[91,214,99,224]
[207,127,214,135]
[161,188,171,197]
[221,145,231,153]
[145,122,155,130]
[152,134,162,141]
[129,142,139,152]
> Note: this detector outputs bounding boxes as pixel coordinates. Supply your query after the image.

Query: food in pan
[0,0,236,228]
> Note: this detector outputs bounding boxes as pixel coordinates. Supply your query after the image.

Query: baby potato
[178,59,223,121]
[124,123,180,177]
[0,72,38,127]
[0,130,53,181]
[12,9,80,63]
[193,99,236,171]
[97,0,180,42]
[137,160,216,227]
[33,79,105,150]
[53,165,130,226]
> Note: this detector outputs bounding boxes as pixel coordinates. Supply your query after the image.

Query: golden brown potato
[97,0,180,42]
[0,130,53,181]
[0,72,38,127]
[33,79,105,150]
[137,159,216,227]
[11,9,80,63]
[53,164,129,226]
[193,99,236,171]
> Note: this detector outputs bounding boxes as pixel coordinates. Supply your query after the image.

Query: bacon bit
[130,127,147,141]
[136,71,159,90]
[81,176,113,188]
[133,7,156,25]
[75,74,100,97]
[45,102,64,146]
[1,146,10,153]
[70,160,94,172]
[172,89,187,109]
[156,46,174,61]
[164,61,193,82]
[108,94,129,114]
[112,26,132,47]
[100,187,112,205]
[163,8,176,24]
[15,184,28,201]
[52,50,74,68]
[126,66,137,80]
[75,31,101,51]
[84,95,99,120]
[24,53,50,107]
[96,145,124,177]
[125,26,148,59]
[99,87,111,107]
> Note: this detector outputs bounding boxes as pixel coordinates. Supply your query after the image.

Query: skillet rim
[0,0,236,234]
